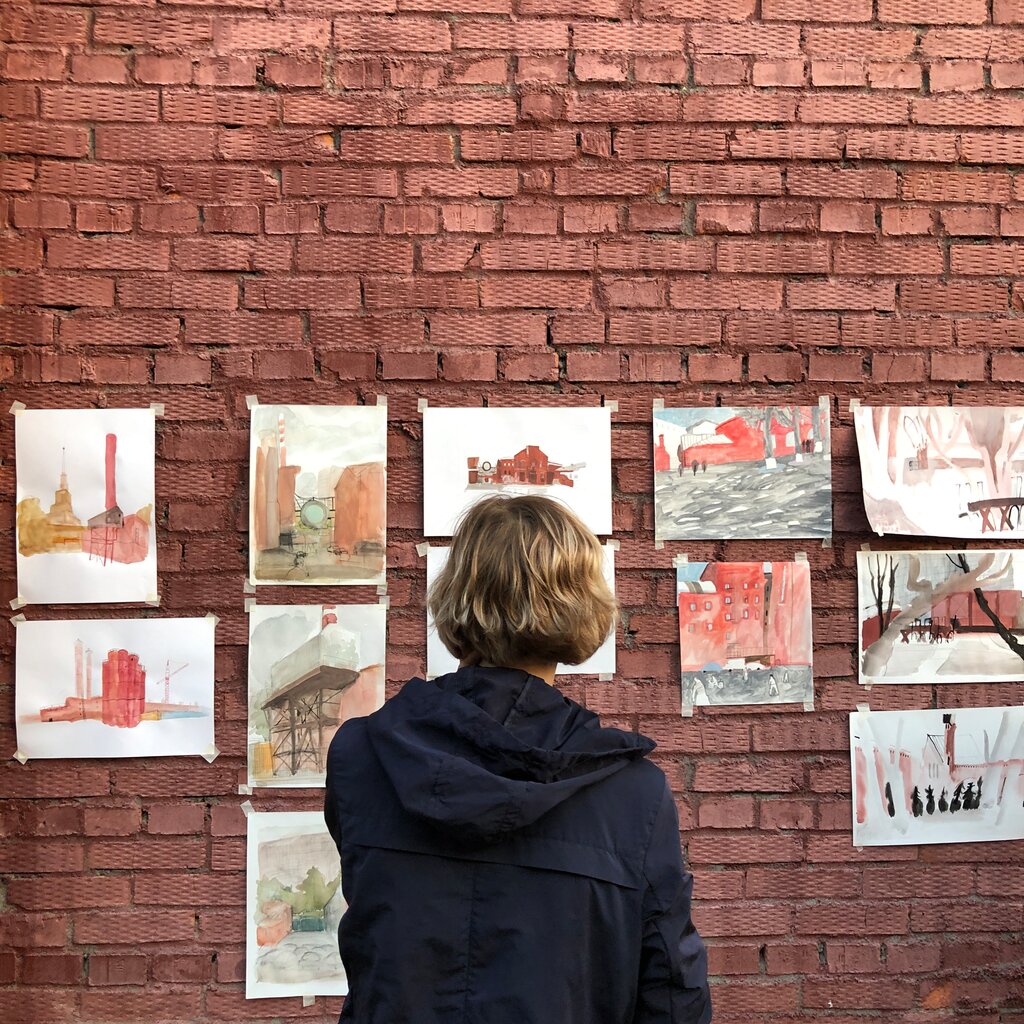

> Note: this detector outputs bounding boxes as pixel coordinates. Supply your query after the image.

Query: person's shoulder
[326,713,373,764]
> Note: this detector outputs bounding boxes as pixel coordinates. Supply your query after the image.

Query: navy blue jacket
[325,666,711,1024]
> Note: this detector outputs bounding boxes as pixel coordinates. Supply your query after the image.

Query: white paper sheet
[246,811,347,999]
[422,407,613,536]
[425,544,616,678]
[247,604,386,788]
[15,408,157,604]
[15,616,215,759]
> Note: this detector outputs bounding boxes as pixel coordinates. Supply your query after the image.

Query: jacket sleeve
[633,781,711,1024]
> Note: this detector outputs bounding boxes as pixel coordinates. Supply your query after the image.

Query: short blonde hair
[428,495,616,668]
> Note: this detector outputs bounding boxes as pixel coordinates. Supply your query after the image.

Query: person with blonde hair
[325,494,710,1024]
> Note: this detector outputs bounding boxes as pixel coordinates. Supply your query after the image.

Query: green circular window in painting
[299,498,328,529]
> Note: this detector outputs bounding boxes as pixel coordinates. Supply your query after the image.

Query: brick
[442,350,498,381]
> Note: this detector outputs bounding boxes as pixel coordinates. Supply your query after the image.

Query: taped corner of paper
[245,394,259,409]
[598,673,613,682]
[243,580,256,595]
[245,598,257,613]
[302,995,316,1007]
[822,536,833,549]
[376,583,388,596]
[652,398,665,412]
[9,400,26,415]
[238,784,253,796]
[146,593,161,607]
[680,704,694,719]
[415,542,429,556]
[240,800,254,818]
[654,539,665,551]
[9,596,25,610]
[794,551,808,563]
[11,613,26,627]
[802,698,815,713]
[376,394,388,407]
[206,613,220,626]
[673,553,689,567]
[150,402,165,417]
[202,744,220,763]
[378,595,391,609]
[856,703,870,714]
[417,398,429,412]
[606,539,620,551]
[605,399,619,413]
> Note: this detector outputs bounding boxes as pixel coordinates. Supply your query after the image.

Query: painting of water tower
[247,604,385,788]
[15,407,157,604]
[249,404,387,585]
[15,616,215,759]
[653,400,832,541]
[677,559,814,709]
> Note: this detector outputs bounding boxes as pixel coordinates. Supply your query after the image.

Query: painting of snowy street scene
[678,559,814,708]
[854,404,1024,539]
[654,401,832,541]
[859,549,1024,686]
[851,706,1024,846]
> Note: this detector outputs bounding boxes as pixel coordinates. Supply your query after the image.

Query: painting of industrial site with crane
[247,604,385,788]
[15,407,157,604]
[249,404,387,585]
[653,401,832,541]
[15,617,216,759]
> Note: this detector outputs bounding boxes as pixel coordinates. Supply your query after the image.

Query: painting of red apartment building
[250,405,387,585]
[678,560,813,707]
[15,408,156,604]
[654,402,831,541]
[15,617,215,759]
[423,407,613,536]
[859,549,1024,686]
[851,706,1024,846]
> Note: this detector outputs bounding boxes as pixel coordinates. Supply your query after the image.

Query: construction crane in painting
[163,659,188,704]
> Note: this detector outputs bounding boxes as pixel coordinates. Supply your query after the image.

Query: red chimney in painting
[943,713,956,769]
[101,648,146,728]
[105,433,117,511]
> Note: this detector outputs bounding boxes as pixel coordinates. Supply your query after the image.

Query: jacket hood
[364,666,655,846]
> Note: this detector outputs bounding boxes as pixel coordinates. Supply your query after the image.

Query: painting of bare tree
[854,405,1024,538]
[858,549,1024,685]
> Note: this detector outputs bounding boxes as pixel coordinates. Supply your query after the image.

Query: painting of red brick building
[678,560,813,708]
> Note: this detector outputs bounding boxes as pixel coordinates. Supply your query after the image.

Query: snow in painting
[859,549,1024,686]
[678,560,813,708]
[246,811,347,999]
[247,604,385,788]
[15,617,215,759]
[249,404,387,586]
[422,407,613,536]
[851,706,1024,847]
[854,404,1024,539]
[16,407,157,604]
[425,545,617,678]
[653,402,832,542]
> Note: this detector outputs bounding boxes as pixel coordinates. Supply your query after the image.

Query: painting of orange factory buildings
[677,560,813,708]
[249,405,387,586]
[248,604,385,788]
[851,706,1024,846]
[15,617,216,759]
[15,408,156,604]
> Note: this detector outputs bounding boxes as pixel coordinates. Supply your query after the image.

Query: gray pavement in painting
[682,667,813,707]
[655,458,832,540]
[255,931,345,984]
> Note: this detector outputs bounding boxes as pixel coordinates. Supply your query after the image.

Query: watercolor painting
[246,811,347,999]
[851,706,1024,846]
[855,405,1024,539]
[859,549,1024,686]
[653,401,831,541]
[422,407,613,536]
[678,560,813,708]
[425,544,617,678]
[249,404,387,585]
[15,617,215,759]
[247,604,385,788]
[15,408,157,604]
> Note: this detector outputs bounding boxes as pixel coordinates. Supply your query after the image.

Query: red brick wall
[2,1,1024,1020]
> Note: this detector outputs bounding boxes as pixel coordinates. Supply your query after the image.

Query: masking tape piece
[202,744,220,763]
[803,698,814,712]
[146,593,161,607]
[376,395,388,407]
[652,398,665,411]
[822,536,833,549]
[243,581,256,595]
[598,673,613,682]
[245,598,257,613]
[606,539,620,551]
[860,541,871,551]
[605,399,618,413]
[150,402,165,417]
[863,684,872,691]
[673,553,689,567]
[856,703,870,713]
[876,529,885,537]
[681,703,694,719]
[238,784,252,795]
[376,583,387,596]
[9,400,26,414]
[13,749,28,764]
[417,398,429,412]
[818,395,829,411]
[654,539,665,550]
[794,551,808,563]
[302,995,316,1007]
[206,613,220,626]
[9,596,25,610]
[378,595,390,609]
[245,394,259,409]
[415,542,429,556]
[11,614,26,626]
[240,800,254,818]
[849,398,861,411]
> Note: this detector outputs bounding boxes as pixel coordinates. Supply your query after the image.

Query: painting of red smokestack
[15,408,157,604]
[16,617,216,759]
